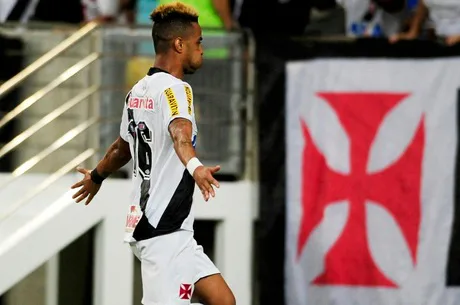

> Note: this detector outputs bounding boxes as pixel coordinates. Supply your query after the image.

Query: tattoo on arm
[168,118,195,166]
[96,137,132,178]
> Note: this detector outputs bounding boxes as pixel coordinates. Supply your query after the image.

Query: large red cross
[297,93,425,287]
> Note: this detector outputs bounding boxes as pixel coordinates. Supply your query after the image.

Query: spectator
[338,0,415,37]
[390,0,460,45]
[213,0,239,31]
[305,1,346,36]
[81,0,132,24]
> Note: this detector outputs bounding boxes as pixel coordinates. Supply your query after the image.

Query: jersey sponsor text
[164,88,179,116]
[128,97,154,110]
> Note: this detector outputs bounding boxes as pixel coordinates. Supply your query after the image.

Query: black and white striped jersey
[120,67,198,243]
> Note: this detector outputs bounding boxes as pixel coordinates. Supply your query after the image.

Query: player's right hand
[193,165,221,202]
[70,167,101,205]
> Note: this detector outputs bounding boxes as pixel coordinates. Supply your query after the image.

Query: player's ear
[173,37,184,53]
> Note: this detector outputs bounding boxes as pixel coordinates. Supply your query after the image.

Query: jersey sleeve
[161,83,194,129]
[119,93,130,142]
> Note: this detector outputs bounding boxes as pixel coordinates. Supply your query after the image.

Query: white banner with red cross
[285,59,460,305]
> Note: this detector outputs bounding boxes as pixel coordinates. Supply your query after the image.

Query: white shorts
[130,230,220,305]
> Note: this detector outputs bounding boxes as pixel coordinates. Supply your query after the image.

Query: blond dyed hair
[150,2,199,23]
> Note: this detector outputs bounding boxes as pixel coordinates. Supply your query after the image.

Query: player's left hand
[193,165,220,202]
[71,167,101,205]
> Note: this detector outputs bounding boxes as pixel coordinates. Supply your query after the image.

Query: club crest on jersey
[128,97,154,110]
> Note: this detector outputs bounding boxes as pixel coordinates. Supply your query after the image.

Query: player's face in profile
[184,22,203,74]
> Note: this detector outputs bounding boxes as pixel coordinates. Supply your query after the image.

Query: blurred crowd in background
[1,0,460,45]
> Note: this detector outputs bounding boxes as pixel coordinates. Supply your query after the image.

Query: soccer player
[70,2,236,304]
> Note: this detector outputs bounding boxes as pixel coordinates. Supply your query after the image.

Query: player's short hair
[150,2,199,53]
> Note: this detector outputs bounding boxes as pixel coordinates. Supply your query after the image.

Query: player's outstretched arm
[71,136,132,205]
[168,118,220,202]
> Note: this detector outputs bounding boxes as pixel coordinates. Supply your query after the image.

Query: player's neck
[153,55,184,80]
